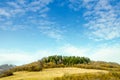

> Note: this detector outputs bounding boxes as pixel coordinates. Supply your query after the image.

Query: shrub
[0,70,13,78]
[27,62,43,71]
[12,61,43,72]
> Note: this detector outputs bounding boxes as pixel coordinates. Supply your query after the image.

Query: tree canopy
[41,55,91,66]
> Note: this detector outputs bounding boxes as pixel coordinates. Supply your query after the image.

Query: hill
[0,55,120,80]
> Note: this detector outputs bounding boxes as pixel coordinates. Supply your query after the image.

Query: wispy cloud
[69,0,120,41]
[5,0,53,17]
[0,9,10,17]
[38,20,65,40]
[68,0,95,11]
[0,0,53,30]
[69,0,83,11]
[0,20,27,31]
[0,0,66,40]
[84,0,120,41]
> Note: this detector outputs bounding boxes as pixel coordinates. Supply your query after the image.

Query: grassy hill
[0,55,120,80]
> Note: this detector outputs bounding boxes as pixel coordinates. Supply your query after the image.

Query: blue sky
[0,0,120,65]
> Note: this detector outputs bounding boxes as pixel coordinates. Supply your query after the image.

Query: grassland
[0,67,108,80]
[0,56,119,80]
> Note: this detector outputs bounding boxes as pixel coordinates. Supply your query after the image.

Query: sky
[0,0,120,65]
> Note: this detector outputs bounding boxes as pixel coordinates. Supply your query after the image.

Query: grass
[55,72,120,80]
[0,67,108,80]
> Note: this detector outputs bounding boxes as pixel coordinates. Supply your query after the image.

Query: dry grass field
[0,67,108,80]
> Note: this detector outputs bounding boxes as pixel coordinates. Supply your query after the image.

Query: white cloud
[0,9,10,17]
[69,0,83,11]
[39,27,63,40]
[7,1,21,9]
[0,45,89,65]
[90,46,120,64]
[59,44,120,64]
[0,21,26,31]
[84,0,120,41]
[40,7,50,13]
[36,50,59,58]
[68,0,120,41]
[0,49,60,65]
[37,20,65,40]
[0,49,34,65]
[59,44,90,56]
[69,0,95,11]
[6,0,53,14]
[0,0,65,40]
[0,0,53,30]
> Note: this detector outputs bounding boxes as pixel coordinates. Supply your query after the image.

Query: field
[0,67,108,80]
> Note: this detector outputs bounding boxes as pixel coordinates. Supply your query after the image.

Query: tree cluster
[41,55,91,66]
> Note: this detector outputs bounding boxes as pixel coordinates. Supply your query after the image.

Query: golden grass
[0,67,108,80]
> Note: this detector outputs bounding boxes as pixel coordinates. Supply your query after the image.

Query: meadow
[0,67,108,80]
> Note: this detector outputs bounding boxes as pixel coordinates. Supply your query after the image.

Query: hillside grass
[0,67,108,80]
[55,71,120,80]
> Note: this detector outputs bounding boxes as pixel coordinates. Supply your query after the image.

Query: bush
[0,70,13,78]
[27,62,43,71]
[12,61,43,72]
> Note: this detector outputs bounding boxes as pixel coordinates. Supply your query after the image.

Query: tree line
[41,55,91,65]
